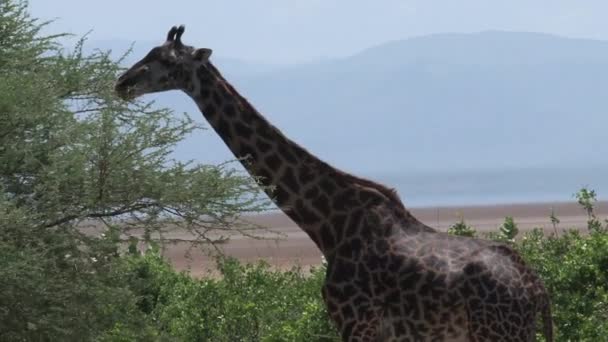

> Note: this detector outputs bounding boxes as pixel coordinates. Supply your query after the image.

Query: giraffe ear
[192,48,213,61]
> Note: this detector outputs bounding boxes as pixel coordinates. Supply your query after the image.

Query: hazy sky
[29,1,608,64]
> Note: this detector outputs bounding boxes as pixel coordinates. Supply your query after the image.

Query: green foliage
[443,189,608,341]
[0,195,161,341]
[522,188,608,340]
[447,214,476,237]
[0,0,270,340]
[575,187,606,232]
[518,230,608,340]
[499,216,519,241]
[1,0,269,236]
[122,251,339,341]
[484,216,520,243]
[118,224,608,342]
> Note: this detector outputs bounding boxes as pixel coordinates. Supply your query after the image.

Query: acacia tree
[0,0,271,339]
[1,0,271,240]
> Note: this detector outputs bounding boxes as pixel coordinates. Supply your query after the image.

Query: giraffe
[114,25,553,342]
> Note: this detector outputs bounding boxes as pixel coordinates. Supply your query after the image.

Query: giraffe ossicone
[115,25,553,342]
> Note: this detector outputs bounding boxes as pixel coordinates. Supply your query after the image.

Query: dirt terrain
[142,201,607,277]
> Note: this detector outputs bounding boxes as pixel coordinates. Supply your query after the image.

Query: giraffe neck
[183,61,408,253]
[184,62,334,244]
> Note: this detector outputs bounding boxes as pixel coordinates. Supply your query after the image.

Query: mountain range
[84,31,608,205]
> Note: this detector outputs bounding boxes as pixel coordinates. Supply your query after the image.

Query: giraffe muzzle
[114,66,149,100]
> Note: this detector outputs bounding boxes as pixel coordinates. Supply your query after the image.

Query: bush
[518,229,608,340]
[448,189,608,341]
[118,199,608,342]
[122,249,338,341]
[447,214,476,237]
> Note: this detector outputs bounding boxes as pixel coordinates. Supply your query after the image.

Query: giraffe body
[319,203,550,342]
[114,25,553,342]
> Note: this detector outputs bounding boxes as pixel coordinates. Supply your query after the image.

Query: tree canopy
[0,1,270,339]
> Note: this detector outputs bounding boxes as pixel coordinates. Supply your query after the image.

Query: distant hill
[230,31,608,173]
[83,31,608,205]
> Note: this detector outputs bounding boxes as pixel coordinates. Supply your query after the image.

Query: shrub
[127,251,336,341]
[518,229,608,340]
[447,214,476,237]
[446,188,608,341]
[114,187,608,341]
[123,250,339,341]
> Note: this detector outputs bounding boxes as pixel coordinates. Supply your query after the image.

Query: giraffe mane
[340,172,407,210]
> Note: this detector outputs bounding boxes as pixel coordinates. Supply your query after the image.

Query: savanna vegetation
[1,1,607,341]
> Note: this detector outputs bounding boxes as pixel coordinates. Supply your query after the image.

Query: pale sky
[29,1,608,64]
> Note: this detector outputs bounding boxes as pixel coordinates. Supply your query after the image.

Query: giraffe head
[114,25,212,100]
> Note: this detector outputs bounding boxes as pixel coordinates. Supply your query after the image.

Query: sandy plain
[138,200,608,277]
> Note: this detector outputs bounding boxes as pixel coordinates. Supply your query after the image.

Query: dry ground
[138,201,608,277]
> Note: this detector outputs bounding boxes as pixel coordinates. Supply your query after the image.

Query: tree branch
[40,202,159,228]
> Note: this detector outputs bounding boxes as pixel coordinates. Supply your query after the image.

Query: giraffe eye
[133,64,149,77]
